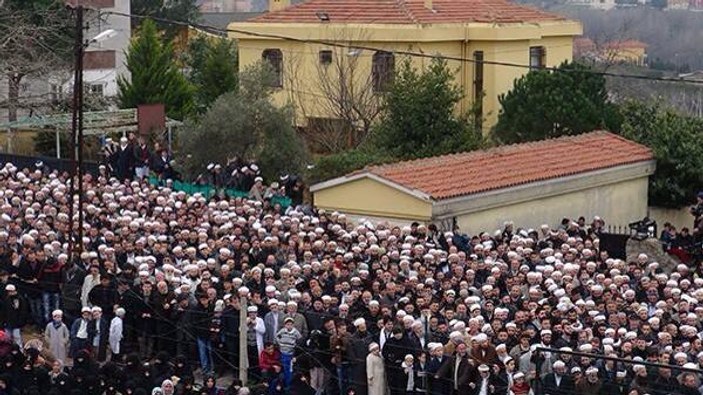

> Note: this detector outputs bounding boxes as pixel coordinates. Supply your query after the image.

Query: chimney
[269,0,290,12]
[424,0,433,10]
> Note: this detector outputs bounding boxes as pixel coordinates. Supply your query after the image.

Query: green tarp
[149,177,292,208]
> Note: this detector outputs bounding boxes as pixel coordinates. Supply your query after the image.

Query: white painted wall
[648,206,694,231]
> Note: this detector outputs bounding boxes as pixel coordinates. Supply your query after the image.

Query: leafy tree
[0,0,73,121]
[493,62,621,144]
[373,58,484,160]
[618,100,703,208]
[184,35,238,113]
[117,19,194,120]
[307,147,387,184]
[131,0,199,36]
[179,62,307,181]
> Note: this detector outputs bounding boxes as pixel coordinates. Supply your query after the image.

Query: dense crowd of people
[1,160,703,395]
[101,133,305,208]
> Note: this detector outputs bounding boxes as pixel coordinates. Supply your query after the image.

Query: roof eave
[310,172,433,202]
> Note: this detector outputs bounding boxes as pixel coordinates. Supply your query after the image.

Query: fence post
[239,296,248,385]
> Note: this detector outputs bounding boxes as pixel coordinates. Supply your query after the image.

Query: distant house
[601,40,648,66]
[0,0,130,123]
[311,131,655,234]
[567,0,616,10]
[573,37,597,60]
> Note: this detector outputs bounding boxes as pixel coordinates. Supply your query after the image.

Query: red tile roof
[250,0,566,24]
[362,131,653,200]
[602,40,649,50]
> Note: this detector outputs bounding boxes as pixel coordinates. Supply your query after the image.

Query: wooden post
[56,130,61,159]
[239,296,248,385]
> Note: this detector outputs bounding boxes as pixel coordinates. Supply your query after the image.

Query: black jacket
[542,373,575,395]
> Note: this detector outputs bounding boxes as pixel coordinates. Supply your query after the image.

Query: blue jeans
[28,297,43,326]
[281,352,294,389]
[197,337,213,374]
[337,363,350,395]
[42,292,60,323]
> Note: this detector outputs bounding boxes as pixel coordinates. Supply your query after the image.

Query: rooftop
[249,0,566,24]
[356,131,653,200]
[602,40,649,50]
[201,12,264,30]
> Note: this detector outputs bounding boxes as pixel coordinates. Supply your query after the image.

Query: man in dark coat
[542,360,575,395]
[113,137,134,180]
[435,343,477,395]
[349,318,373,395]
[61,260,86,329]
[427,343,451,395]
[0,284,28,345]
[88,275,117,319]
[221,295,241,372]
[89,307,110,362]
[383,326,414,395]
[190,292,214,375]
[131,281,156,359]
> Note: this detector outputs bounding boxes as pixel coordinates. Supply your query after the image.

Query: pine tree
[185,36,238,113]
[117,19,194,120]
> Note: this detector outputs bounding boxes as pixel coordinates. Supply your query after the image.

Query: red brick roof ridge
[248,0,567,24]
[361,131,653,199]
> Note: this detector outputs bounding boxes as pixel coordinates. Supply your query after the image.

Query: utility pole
[67,4,84,262]
[239,296,249,385]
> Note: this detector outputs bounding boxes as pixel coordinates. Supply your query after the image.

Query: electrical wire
[102,10,703,86]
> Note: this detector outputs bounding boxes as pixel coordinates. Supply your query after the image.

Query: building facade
[0,0,130,123]
[229,0,582,131]
[311,132,655,235]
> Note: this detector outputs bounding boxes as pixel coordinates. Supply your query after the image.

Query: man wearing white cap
[542,360,574,395]
[350,317,373,395]
[3,284,26,346]
[70,307,94,358]
[264,299,285,344]
[109,307,126,360]
[44,309,69,363]
[434,343,476,395]
[246,305,266,378]
[471,333,498,366]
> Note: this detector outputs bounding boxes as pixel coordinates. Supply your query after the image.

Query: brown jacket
[471,344,498,366]
[330,332,350,365]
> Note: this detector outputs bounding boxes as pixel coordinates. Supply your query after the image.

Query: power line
[104,10,703,86]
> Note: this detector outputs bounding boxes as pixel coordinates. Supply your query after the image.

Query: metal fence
[531,347,703,395]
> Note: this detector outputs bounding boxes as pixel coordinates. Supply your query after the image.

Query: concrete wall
[452,176,650,235]
[648,206,693,231]
[313,177,433,222]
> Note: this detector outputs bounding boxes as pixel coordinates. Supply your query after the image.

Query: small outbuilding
[310,131,655,234]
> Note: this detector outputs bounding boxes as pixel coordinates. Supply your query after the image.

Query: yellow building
[311,131,655,234]
[229,0,582,132]
[601,40,648,66]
